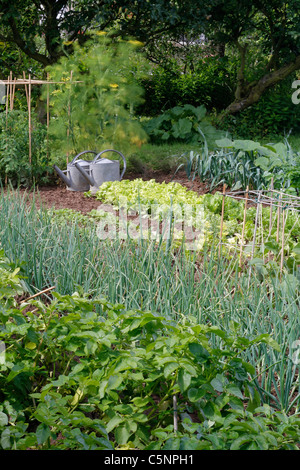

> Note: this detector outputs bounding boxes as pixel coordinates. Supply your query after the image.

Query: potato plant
[2,250,299,450]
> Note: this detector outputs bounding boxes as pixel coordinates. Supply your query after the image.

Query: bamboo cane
[248,191,262,289]
[280,207,286,274]
[276,192,282,243]
[21,286,56,303]
[5,75,9,187]
[239,185,249,274]
[11,77,16,110]
[9,71,12,110]
[28,74,32,165]
[47,72,50,163]
[219,183,226,258]
[66,70,73,165]
[23,71,29,107]
[5,75,9,121]
[268,178,274,262]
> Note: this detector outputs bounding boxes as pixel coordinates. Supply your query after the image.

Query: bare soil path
[18,169,219,214]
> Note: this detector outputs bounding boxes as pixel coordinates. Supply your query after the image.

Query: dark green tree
[0,0,299,116]
[0,0,209,67]
[206,0,300,116]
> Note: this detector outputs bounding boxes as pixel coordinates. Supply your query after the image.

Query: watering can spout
[74,162,95,186]
[53,165,73,189]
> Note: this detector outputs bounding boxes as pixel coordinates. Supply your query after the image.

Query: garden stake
[239,185,249,276]
[23,71,29,108]
[276,193,282,243]
[10,77,16,110]
[260,196,265,265]
[248,191,262,290]
[9,71,12,110]
[218,184,226,258]
[21,285,56,303]
[28,73,32,165]
[268,178,274,262]
[66,70,73,165]
[47,72,50,163]
[5,74,9,122]
[280,207,286,275]
[5,75,9,187]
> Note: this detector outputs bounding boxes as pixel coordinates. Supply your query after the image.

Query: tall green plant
[44,34,148,162]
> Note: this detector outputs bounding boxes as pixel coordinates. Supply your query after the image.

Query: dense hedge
[137,57,236,116]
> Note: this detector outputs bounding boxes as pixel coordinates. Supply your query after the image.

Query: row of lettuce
[82,178,300,272]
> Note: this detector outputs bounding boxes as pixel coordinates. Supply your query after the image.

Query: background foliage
[0,110,49,187]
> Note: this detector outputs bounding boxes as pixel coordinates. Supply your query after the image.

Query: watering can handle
[93,149,127,180]
[71,150,97,165]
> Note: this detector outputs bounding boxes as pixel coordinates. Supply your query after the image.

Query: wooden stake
[21,286,56,303]
[5,75,9,123]
[28,74,32,165]
[5,75,10,186]
[248,191,262,289]
[9,71,12,110]
[276,193,282,243]
[280,208,286,274]
[219,184,226,258]
[47,72,50,163]
[268,178,274,262]
[239,185,249,275]
[23,71,29,107]
[66,70,73,165]
[11,77,16,110]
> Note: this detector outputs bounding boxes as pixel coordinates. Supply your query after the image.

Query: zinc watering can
[53,150,97,191]
[74,149,127,193]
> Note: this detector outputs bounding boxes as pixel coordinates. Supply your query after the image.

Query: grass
[260,133,300,151]
[0,188,299,413]
[126,142,199,174]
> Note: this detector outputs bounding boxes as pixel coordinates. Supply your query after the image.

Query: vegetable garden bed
[0,174,299,451]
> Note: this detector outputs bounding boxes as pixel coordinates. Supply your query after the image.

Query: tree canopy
[0,0,208,66]
[0,0,299,115]
[206,0,300,115]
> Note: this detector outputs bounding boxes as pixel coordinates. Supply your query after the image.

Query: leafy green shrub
[143,104,224,146]
[138,57,236,116]
[0,110,49,187]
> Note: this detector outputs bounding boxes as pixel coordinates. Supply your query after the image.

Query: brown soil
[18,169,223,214]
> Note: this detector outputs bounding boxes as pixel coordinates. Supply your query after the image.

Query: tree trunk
[221,54,300,116]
